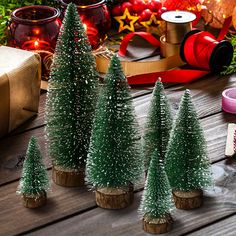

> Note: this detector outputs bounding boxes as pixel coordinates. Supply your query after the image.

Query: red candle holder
[59,0,111,49]
[8,5,62,52]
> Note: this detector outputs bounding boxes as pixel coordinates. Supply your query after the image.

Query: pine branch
[221,34,236,75]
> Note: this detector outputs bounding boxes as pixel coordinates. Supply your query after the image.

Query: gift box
[0,46,41,137]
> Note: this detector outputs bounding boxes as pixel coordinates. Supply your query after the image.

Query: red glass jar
[59,0,111,49]
[8,5,61,52]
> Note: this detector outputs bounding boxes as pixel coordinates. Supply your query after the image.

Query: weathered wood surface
[0,74,236,235]
[187,214,236,236]
[27,161,236,236]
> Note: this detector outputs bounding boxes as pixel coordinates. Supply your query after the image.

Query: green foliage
[46,3,98,170]
[222,34,236,75]
[86,54,143,188]
[165,90,212,192]
[0,0,54,45]
[143,80,172,170]
[139,151,173,219]
[17,137,49,196]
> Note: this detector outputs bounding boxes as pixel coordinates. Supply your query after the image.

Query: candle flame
[83,23,87,31]
[34,39,39,48]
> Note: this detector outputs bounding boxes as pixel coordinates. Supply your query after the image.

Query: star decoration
[114,8,139,33]
[140,14,161,35]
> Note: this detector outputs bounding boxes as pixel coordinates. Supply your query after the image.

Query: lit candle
[83,22,99,49]
[22,39,52,51]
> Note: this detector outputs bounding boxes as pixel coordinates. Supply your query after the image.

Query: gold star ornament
[140,14,161,35]
[114,8,139,33]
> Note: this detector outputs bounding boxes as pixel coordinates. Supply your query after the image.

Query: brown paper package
[0,46,41,137]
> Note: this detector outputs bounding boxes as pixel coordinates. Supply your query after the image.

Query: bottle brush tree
[165,89,212,210]
[86,54,143,209]
[45,3,98,187]
[17,136,49,208]
[143,79,172,171]
[139,150,173,234]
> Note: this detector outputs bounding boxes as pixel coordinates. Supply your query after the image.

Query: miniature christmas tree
[143,79,172,170]
[86,54,143,209]
[140,150,173,234]
[45,3,98,187]
[165,90,212,209]
[17,136,49,208]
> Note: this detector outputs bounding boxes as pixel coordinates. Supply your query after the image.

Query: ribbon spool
[160,11,196,57]
[180,29,234,72]
[222,88,236,114]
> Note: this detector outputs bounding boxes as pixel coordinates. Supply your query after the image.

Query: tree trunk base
[52,166,85,187]
[173,189,203,210]
[95,185,134,209]
[142,214,173,234]
[22,191,47,208]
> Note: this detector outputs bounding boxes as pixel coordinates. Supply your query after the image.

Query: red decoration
[9,6,61,52]
[59,0,111,49]
[111,0,165,33]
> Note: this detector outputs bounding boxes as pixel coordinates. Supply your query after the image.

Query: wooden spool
[95,185,134,209]
[173,189,203,210]
[22,191,47,208]
[52,166,85,187]
[142,214,173,234]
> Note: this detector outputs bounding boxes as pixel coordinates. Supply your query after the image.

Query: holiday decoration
[17,137,49,208]
[161,0,202,17]
[140,151,173,234]
[59,0,111,49]
[0,46,41,137]
[233,6,236,30]
[46,3,98,187]
[143,80,172,170]
[112,0,166,33]
[222,34,236,76]
[0,0,54,45]
[114,8,139,32]
[86,54,143,209]
[224,123,236,157]
[165,90,212,210]
[202,0,236,28]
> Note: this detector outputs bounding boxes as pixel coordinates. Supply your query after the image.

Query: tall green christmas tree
[143,79,172,170]
[165,90,212,209]
[86,54,143,190]
[17,136,49,196]
[45,3,98,181]
[139,150,173,234]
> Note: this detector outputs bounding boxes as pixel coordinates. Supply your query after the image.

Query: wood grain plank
[25,160,236,236]
[186,214,236,236]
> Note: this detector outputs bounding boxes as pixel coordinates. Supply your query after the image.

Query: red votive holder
[8,5,62,52]
[59,0,111,49]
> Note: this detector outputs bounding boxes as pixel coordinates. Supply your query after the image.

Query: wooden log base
[173,189,203,210]
[95,186,134,209]
[52,166,85,187]
[142,214,173,234]
[22,191,47,208]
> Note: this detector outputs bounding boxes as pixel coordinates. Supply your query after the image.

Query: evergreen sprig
[222,34,236,75]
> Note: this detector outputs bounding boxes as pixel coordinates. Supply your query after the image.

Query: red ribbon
[118,16,232,85]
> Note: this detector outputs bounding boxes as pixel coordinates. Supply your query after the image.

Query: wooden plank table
[0,73,236,236]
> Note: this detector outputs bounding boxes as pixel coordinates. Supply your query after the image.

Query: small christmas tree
[17,136,49,208]
[165,90,212,209]
[143,79,172,170]
[140,150,173,234]
[86,54,143,209]
[45,3,98,187]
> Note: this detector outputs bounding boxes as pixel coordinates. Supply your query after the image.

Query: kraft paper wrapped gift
[0,46,41,137]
